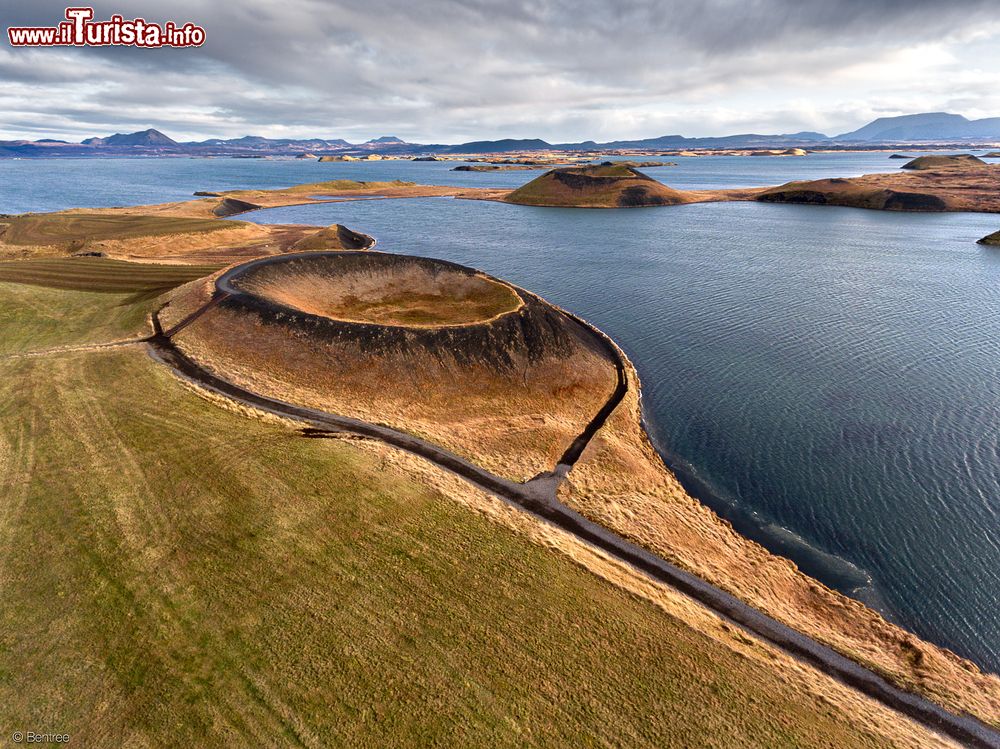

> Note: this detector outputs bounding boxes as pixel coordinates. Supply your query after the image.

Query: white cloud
[1,0,998,142]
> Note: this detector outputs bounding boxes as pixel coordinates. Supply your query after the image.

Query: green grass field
[0,258,219,354]
[0,213,232,246]
[0,271,917,748]
[284,179,415,193]
[0,347,903,748]
[0,257,220,293]
[0,282,152,353]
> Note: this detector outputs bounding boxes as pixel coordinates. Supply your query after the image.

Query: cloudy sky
[2,0,1000,143]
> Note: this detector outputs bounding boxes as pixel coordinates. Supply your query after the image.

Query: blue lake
[3,154,999,673]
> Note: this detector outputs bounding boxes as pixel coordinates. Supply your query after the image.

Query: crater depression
[229,252,524,327]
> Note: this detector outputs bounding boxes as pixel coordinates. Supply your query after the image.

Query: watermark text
[8,7,205,48]
[10,731,70,744]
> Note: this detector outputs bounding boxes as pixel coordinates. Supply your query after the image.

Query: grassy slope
[0,212,276,264]
[0,348,911,749]
[0,258,220,292]
[168,287,616,484]
[900,154,985,170]
[0,213,230,246]
[0,283,153,353]
[0,285,917,748]
[0,259,219,353]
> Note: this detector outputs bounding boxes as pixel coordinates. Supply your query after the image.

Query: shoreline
[147,249,1000,747]
[564,315,891,607]
[637,404,890,610]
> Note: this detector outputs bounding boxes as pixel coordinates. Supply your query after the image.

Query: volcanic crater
[229,251,524,328]
[169,251,620,480]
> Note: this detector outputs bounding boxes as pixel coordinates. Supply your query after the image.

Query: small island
[502,164,690,207]
[451,164,539,171]
[900,154,985,170]
[756,178,948,211]
[749,148,807,156]
[606,160,678,167]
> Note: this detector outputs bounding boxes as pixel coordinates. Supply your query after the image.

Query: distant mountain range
[3,113,1000,158]
[836,112,1000,142]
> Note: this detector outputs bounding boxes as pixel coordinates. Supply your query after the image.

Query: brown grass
[0,213,228,246]
[289,223,372,251]
[165,269,616,483]
[0,211,300,263]
[0,207,375,265]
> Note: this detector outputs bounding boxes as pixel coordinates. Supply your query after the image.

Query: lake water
[1,150,984,214]
[2,154,999,674]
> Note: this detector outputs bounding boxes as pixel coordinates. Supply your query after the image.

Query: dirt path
[555,311,628,470]
[148,251,1000,749]
[0,337,147,360]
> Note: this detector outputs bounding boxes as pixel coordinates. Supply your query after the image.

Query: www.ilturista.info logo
[8,7,206,48]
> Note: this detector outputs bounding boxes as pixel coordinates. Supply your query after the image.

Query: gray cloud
[2,0,998,141]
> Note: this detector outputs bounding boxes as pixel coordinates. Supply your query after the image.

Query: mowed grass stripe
[0,280,172,354]
[0,258,221,292]
[1,213,234,245]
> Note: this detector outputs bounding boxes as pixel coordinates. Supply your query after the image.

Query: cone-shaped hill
[165,251,620,482]
[503,164,689,208]
[290,223,373,251]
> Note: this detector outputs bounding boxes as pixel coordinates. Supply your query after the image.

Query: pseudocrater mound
[169,251,619,481]
[503,164,689,208]
[232,253,523,327]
